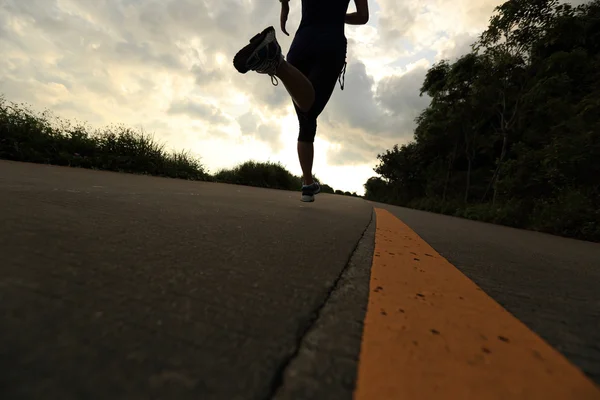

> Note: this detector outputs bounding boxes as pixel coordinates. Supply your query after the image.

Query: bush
[0,95,344,195]
[0,97,207,181]
[530,189,600,241]
[214,160,302,190]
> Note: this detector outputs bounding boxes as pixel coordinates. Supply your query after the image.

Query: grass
[0,95,349,196]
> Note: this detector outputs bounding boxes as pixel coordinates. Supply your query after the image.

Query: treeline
[0,96,346,194]
[365,0,600,242]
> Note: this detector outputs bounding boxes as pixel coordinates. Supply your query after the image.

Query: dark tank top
[298,0,351,36]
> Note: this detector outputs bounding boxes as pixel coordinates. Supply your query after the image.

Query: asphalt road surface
[377,203,600,386]
[1,160,599,399]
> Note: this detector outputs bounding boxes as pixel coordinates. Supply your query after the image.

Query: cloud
[237,110,284,150]
[114,41,183,69]
[433,33,479,62]
[376,0,419,42]
[375,0,501,54]
[192,64,226,86]
[324,62,382,134]
[167,99,230,125]
[0,0,529,194]
[376,65,431,121]
[316,59,431,165]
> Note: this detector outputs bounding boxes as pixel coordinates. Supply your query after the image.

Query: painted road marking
[354,208,600,400]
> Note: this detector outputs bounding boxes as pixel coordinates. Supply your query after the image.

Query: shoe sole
[233,26,275,74]
[300,184,320,202]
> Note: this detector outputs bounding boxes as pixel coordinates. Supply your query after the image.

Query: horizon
[0,0,584,194]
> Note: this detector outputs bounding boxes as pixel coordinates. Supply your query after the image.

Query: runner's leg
[275,61,315,113]
[234,26,346,201]
[290,39,347,200]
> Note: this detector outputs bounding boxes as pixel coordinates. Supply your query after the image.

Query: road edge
[270,208,376,400]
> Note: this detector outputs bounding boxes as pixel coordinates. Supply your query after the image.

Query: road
[377,202,600,386]
[1,160,599,399]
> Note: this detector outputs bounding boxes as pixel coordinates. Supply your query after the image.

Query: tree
[364,0,600,242]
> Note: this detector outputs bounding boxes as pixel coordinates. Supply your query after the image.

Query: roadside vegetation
[3,1,597,241]
[0,97,207,180]
[364,0,600,242]
[0,96,342,195]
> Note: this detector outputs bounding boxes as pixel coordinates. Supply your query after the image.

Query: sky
[1,0,520,194]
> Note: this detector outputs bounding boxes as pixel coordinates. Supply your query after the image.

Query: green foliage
[320,183,335,194]
[365,0,600,242]
[214,161,302,190]
[0,96,343,194]
[213,162,340,192]
[0,97,207,180]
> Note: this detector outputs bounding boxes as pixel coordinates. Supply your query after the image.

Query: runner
[233,0,370,202]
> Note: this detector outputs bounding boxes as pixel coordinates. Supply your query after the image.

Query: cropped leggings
[286,29,347,143]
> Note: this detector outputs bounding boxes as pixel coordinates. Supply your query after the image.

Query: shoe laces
[255,55,282,86]
[338,61,347,90]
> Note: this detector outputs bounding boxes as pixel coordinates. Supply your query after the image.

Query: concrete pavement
[1,160,599,399]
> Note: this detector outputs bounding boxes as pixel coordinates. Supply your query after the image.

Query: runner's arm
[280,0,290,36]
[345,0,369,25]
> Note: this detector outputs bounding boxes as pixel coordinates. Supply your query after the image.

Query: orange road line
[353,208,600,400]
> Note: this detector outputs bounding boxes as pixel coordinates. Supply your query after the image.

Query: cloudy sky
[1,0,516,194]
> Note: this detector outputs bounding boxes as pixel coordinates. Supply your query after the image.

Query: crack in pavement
[266,209,376,400]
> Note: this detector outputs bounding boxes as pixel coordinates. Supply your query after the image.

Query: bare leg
[297,141,314,185]
[276,60,315,113]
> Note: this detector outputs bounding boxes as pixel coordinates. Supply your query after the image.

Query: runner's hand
[280,1,290,36]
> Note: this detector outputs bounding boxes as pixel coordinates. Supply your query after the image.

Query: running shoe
[233,26,283,83]
[301,182,321,203]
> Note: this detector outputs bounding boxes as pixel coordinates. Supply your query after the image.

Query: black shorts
[286,28,347,143]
